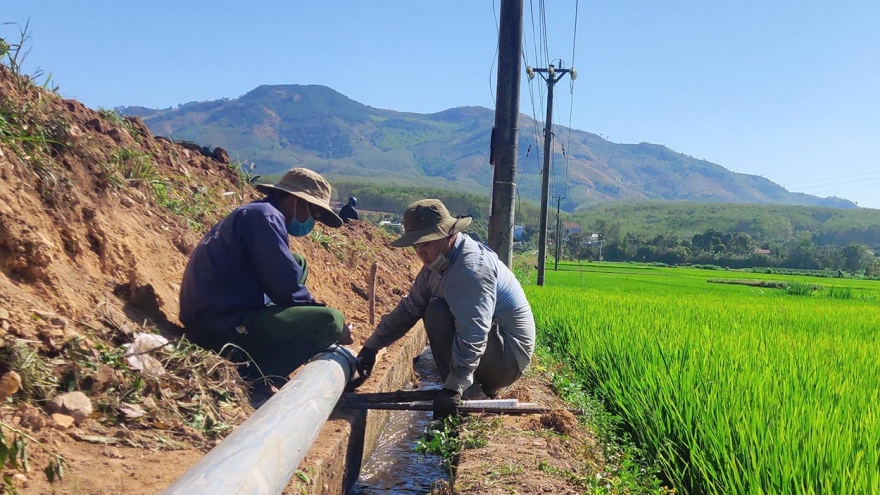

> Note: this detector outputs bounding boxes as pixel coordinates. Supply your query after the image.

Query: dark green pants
[235,253,344,381]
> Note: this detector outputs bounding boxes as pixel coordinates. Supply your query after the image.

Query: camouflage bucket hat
[255,168,343,228]
[390,199,473,247]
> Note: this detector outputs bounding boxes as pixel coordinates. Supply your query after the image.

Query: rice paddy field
[526,261,880,495]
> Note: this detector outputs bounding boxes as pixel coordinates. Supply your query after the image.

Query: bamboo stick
[368,261,378,325]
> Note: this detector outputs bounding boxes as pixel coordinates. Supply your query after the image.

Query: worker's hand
[355,346,378,378]
[432,388,462,421]
[338,323,355,345]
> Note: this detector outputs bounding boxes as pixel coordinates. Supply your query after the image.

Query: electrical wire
[571,0,579,68]
[790,175,880,191]
[784,170,880,187]
[539,0,551,69]
[563,0,581,203]
[525,0,547,176]
[488,0,500,107]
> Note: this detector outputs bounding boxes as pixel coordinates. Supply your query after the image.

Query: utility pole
[529,64,575,286]
[553,195,562,270]
[487,0,523,267]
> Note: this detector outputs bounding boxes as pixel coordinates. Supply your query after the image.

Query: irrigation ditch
[349,347,448,494]
[288,327,432,494]
[163,321,559,494]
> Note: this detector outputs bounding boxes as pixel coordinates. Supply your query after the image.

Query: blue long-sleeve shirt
[179,199,313,346]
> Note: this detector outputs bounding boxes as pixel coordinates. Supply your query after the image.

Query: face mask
[427,253,448,273]
[286,202,315,237]
[287,216,314,237]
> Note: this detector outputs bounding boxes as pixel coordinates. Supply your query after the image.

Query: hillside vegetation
[576,201,880,246]
[561,202,880,273]
[120,84,855,212]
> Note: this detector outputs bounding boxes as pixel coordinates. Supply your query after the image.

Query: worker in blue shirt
[179,168,352,386]
[339,196,359,223]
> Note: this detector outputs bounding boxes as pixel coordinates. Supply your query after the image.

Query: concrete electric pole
[530,64,575,286]
[487,0,524,268]
[553,194,562,270]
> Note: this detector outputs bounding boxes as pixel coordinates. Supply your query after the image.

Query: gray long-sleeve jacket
[364,233,535,393]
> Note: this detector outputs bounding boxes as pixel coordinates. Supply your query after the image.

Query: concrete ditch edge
[294,325,428,494]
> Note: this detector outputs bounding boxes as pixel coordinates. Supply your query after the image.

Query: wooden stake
[368,261,378,325]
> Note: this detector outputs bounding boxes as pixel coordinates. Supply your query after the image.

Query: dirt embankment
[0,64,421,493]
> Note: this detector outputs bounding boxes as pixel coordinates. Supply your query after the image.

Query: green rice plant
[528,265,880,494]
[826,285,853,300]
[785,281,815,296]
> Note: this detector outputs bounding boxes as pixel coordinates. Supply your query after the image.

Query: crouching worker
[179,167,352,388]
[356,199,535,420]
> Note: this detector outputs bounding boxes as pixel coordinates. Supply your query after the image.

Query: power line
[488,0,500,106]
[570,0,580,68]
[784,170,880,187]
[565,0,580,203]
[525,0,546,176]
[539,0,550,65]
[791,174,880,191]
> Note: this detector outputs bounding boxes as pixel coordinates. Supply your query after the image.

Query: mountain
[120,84,857,212]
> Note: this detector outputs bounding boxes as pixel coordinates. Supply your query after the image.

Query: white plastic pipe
[160,346,356,495]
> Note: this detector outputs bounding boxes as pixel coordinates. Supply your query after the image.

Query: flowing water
[349,347,448,494]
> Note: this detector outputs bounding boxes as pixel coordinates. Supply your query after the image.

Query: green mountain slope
[577,202,880,247]
[121,84,856,212]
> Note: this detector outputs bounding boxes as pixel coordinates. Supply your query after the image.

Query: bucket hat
[390,199,473,247]
[255,168,343,228]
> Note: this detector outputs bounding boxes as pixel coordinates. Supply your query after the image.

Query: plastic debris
[124,333,170,377]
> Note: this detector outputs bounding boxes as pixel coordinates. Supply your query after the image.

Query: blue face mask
[287,215,315,237]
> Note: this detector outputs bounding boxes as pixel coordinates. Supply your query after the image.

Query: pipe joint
[318,345,357,382]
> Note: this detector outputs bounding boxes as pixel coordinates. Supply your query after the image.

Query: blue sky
[4,1,879,208]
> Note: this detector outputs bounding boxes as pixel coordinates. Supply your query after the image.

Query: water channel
[349,347,448,494]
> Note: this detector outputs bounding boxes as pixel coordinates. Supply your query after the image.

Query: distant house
[562,222,582,236]
[754,247,771,255]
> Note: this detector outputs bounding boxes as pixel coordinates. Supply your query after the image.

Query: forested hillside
[567,202,880,274]
[576,202,880,246]
[121,84,855,211]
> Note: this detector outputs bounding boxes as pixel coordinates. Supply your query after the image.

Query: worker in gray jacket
[356,199,535,420]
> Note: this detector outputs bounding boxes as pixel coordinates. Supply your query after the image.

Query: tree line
[324,181,880,276]
[544,227,880,278]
